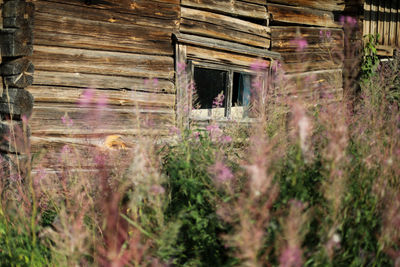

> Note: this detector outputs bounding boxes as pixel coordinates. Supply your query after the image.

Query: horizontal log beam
[181,0,268,20]
[173,33,280,59]
[268,3,341,28]
[268,0,345,12]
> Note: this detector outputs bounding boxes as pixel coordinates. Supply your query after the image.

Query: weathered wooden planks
[28,0,179,164]
[42,0,180,21]
[181,7,269,38]
[179,2,270,51]
[30,45,174,80]
[174,33,280,59]
[186,45,269,67]
[29,86,175,109]
[363,0,400,51]
[270,26,344,56]
[268,3,341,28]
[34,13,173,55]
[180,18,270,48]
[33,71,175,93]
[35,0,179,30]
[30,104,175,136]
[268,0,345,12]
[181,0,268,20]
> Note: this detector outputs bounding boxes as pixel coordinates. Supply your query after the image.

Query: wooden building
[0,0,398,171]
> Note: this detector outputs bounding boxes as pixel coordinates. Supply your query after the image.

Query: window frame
[173,33,281,127]
[189,60,256,120]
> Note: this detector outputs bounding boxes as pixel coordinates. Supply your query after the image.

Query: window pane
[193,67,228,109]
[232,73,252,107]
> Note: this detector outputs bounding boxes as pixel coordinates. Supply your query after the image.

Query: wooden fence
[364,0,400,55]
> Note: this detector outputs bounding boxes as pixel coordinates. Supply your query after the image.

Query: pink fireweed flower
[144,119,155,128]
[250,59,268,71]
[97,94,108,108]
[21,115,28,124]
[326,30,332,39]
[150,185,165,195]
[61,113,74,127]
[346,16,357,27]
[339,16,345,25]
[219,135,232,144]
[36,168,47,180]
[206,124,222,140]
[271,60,282,72]
[9,174,22,183]
[291,37,308,52]
[192,131,200,140]
[78,88,95,107]
[340,16,357,27]
[209,161,234,183]
[279,245,303,267]
[61,144,71,155]
[94,152,107,167]
[169,126,181,136]
[320,30,332,40]
[212,91,225,108]
[177,62,186,73]
[298,115,311,153]
[144,78,159,88]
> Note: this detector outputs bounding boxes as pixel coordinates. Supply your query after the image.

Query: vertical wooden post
[0,0,34,179]
[174,39,190,128]
[342,0,364,105]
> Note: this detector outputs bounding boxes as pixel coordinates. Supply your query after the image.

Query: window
[173,33,281,125]
[189,61,255,120]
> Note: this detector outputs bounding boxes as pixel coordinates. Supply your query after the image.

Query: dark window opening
[193,67,228,109]
[190,63,259,119]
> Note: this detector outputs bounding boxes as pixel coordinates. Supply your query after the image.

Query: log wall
[268,0,347,102]
[0,0,34,177]
[1,0,361,169]
[28,0,179,166]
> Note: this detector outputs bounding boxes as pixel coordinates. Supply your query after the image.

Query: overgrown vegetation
[1,21,399,266]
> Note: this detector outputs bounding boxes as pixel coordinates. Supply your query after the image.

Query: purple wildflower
[78,88,95,107]
[340,16,357,27]
[21,115,28,124]
[97,94,108,108]
[94,152,107,167]
[61,145,71,155]
[192,131,200,140]
[291,37,308,52]
[272,60,282,72]
[250,60,268,71]
[326,30,332,39]
[213,92,225,108]
[219,135,232,144]
[150,185,165,195]
[209,161,234,183]
[206,124,222,140]
[169,126,181,136]
[177,62,186,73]
[144,78,159,88]
[279,245,303,267]
[61,114,74,127]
